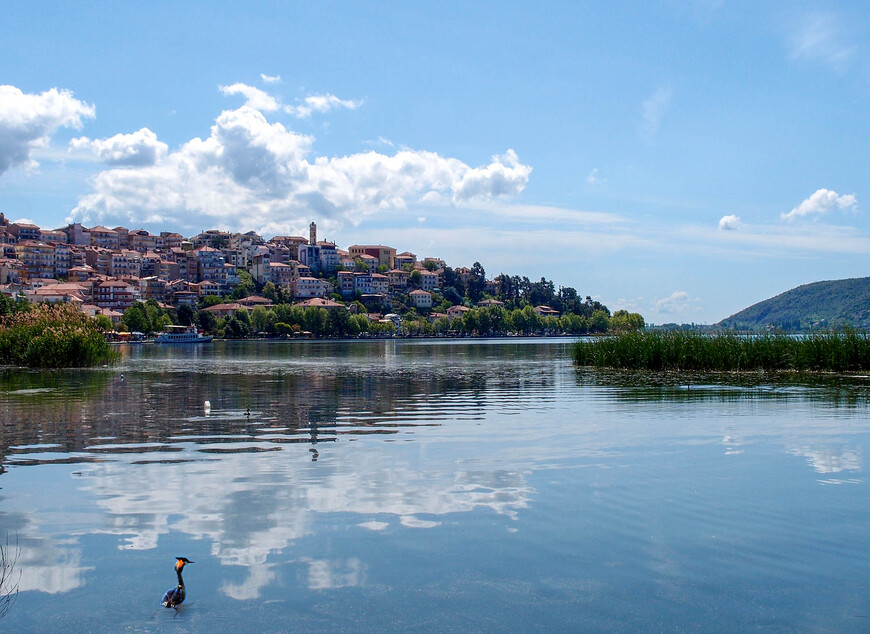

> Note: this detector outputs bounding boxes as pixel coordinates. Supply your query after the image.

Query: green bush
[0,303,118,368]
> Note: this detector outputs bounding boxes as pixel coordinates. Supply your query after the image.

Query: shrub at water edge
[573,330,870,372]
[0,303,118,368]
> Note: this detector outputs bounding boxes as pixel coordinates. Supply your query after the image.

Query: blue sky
[1,1,868,323]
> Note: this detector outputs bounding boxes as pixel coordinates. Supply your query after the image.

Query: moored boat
[155,325,213,344]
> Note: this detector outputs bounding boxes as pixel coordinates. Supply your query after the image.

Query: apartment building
[409,289,433,310]
[293,276,329,299]
[130,229,158,253]
[160,232,185,250]
[394,251,417,269]
[14,241,56,280]
[420,270,440,291]
[89,226,121,250]
[348,244,396,269]
[268,262,298,289]
[387,269,409,293]
[94,279,136,310]
[7,223,41,242]
[54,243,73,277]
[195,246,227,285]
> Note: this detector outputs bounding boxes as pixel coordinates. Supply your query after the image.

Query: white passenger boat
[155,325,213,344]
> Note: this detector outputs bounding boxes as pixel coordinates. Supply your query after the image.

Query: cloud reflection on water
[1,341,869,606]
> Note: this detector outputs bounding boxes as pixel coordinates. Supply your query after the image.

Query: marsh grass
[0,303,118,368]
[573,330,870,372]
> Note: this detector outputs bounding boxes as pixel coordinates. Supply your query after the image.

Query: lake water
[0,339,868,632]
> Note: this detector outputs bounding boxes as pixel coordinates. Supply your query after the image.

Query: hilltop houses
[0,217,466,320]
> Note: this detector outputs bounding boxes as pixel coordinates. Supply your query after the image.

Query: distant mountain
[719,277,870,331]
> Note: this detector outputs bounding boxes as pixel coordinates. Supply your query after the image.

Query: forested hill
[718,277,870,331]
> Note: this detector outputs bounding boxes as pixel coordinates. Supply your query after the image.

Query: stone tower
[309,221,316,245]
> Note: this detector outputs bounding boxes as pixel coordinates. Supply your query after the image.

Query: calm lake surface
[0,338,868,632]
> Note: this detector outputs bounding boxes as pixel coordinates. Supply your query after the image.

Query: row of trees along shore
[0,262,647,367]
[119,265,645,339]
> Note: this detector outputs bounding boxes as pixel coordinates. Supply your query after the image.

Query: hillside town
[0,213,631,336]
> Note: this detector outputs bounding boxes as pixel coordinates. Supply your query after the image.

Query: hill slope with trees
[718,277,870,331]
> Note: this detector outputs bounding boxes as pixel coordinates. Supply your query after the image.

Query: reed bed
[573,330,870,372]
[0,303,118,368]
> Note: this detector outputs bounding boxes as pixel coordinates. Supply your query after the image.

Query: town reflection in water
[0,340,560,599]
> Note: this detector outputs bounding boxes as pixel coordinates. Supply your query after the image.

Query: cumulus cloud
[0,85,95,175]
[641,87,672,141]
[655,291,699,314]
[260,73,281,84]
[452,149,532,202]
[70,104,531,234]
[789,12,853,70]
[219,83,282,112]
[718,214,741,230]
[70,128,168,166]
[781,188,857,221]
[287,93,361,118]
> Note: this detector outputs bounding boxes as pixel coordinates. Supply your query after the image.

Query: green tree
[195,309,217,333]
[121,303,151,333]
[527,277,556,308]
[93,314,113,331]
[432,317,450,334]
[467,261,486,303]
[0,295,25,317]
[409,269,422,288]
[251,306,275,333]
[223,314,251,338]
[209,235,229,249]
[303,307,328,336]
[262,282,277,302]
[610,310,645,332]
[349,314,370,334]
[589,309,610,333]
[326,307,351,337]
[176,303,195,326]
[230,270,256,300]
[199,295,223,308]
[234,308,251,326]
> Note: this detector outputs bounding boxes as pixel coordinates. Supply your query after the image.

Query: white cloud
[451,149,531,202]
[685,221,870,257]
[69,105,531,234]
[260,73,281,84]
[0,85,95,175]
[69,128,168,166]
[718,214,741,230]
[781,188,857,221]
[219,85,360,120]
[789,12,853,70]
[219,83,282,112]
[586,168,601,184]
[287,93,361,118]
[641,87,672,141]
[655,290,700,314]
